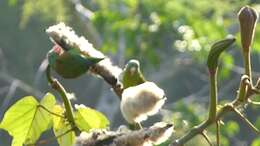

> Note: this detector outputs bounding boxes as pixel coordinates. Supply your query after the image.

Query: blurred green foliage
[13,0,260,79]
[252,138,260,146]
[12,0,250,64]
[10,0,70,28]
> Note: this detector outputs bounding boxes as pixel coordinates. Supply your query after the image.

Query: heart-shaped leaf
[52,105,75,146]
[74,105,109,132]
[0,93,56,146]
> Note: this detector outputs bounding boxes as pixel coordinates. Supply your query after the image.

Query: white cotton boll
[120,82,166,123]
[142,141,153,146]
[78,37,105,58]
[46,22,79,48]
[77,131,92,141]
[74,104,86,109]
[75,123,173,146]
[67,92,76,101]
[96,58,122,78]
[117,125,131,133]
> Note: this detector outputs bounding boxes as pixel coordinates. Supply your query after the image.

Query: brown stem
[38,105,65,118]
[29,128,74,145]
[232,107,260,135]
[243,51,252,82]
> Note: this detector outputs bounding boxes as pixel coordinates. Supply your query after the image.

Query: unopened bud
[238,6,258,51]
[207,37,236,74]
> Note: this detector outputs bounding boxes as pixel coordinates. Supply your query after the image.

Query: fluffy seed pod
[75,122,174,146]
[147,122,174,145]
[238,6,258,51]
[120,82,166,124]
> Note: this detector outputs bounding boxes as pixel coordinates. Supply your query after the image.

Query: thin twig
[28,128,74,146]
[201,131,213,146]
[38,105,65,118]
[232,107,260,135]
[170,104,234,146]
[248,99,260,105]
[216,120,220,146]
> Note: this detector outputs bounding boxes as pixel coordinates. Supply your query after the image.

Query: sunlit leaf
[255,117,260,130]
[52,105,75,146]
[252,138,260,146]
[0,93,56,146]
[75,106,109,132]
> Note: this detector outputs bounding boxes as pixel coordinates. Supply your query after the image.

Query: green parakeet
[48,44,103,78]
[120,59,146,89]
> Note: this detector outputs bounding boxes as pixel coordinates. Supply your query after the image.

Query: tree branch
[232,107,260,135]
[201,131,213,146]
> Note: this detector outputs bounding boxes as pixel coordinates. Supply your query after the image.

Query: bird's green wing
[51,48,103,78]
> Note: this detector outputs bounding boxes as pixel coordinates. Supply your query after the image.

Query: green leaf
[207,37,236,71]
[0,93,56,146]
[252,138,260,146]
[75,105,109,131]
[222,121,240,137]
[52,105,75,146]
[255,117,260,130]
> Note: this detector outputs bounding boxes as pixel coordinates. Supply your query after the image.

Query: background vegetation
[0,0,260,145]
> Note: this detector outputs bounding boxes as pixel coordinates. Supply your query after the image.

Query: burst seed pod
[120,82,166,124]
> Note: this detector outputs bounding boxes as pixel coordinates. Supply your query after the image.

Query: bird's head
[125,59,140,76]
[47,44,64,67]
